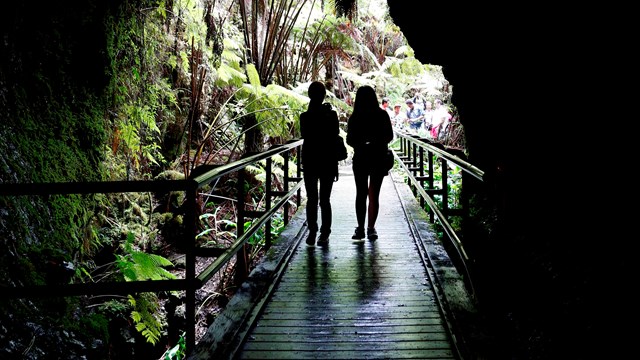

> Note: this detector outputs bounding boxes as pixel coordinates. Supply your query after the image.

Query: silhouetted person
[300,81,340,246]
[346,85,394,240]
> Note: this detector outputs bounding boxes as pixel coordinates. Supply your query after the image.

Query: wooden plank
[242,340,453,351]
[239,349,455,360]
[259,310,444,319]
[249,326,451,337]
[235,168,457,359]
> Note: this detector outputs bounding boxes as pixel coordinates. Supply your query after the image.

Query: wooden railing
[0,139,304,353]
[391,131,484,298]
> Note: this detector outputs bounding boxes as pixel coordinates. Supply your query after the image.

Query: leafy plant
[116,232,176,344]
[116,232,176,282]
[128,293,164,345]
[162,332,186,360]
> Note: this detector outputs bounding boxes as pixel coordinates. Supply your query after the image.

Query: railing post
[418,145,425,208]
[235,166,248,286]
[401,135,408,155]
[441,157,449,220]
[265,155,273,248]
[185,180,197,354]
[296,144,302,208]
[283,146,291,225]
[411,140,418,197]
[427,149,435,222]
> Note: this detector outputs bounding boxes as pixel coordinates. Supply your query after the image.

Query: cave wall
[387,1,631,358]
[0,2,164,359]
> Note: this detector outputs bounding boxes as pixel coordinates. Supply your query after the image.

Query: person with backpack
[346,86,394,241]
[300,81,340,246]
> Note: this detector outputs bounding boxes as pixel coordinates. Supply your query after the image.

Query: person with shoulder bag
[300,81,340,246]
[346,85,394,241]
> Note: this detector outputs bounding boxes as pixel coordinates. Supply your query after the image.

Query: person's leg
[317,173,334,241]
[352,166,368,239]
[304,173,319,245]
[366,173,385,240]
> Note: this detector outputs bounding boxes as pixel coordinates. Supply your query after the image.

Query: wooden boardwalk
[190,165,475,360]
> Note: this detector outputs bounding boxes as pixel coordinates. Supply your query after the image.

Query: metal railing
[391,131,484,297]
[0,139,304,353]
[1,133,486,353]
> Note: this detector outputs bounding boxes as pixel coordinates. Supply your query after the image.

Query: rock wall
[387,1,632,358]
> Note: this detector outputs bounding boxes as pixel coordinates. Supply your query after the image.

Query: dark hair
[307,81,326,102]
[352,85,379,115]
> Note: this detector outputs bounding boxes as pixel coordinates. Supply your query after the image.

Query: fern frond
[215,63,247,87]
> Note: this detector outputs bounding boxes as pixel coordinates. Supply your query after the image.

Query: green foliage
[106,4,174,177]
[100,299,129,315]
[115,232,175,344]
[196,208,238,246]
[230,65,308,141]
[79,313,110,343]
[270,212,286,237]
[116,232,176,282]
[215,38,248,87]
[424,158,464,233]
[163,332,186,360]
[128,293,164,345]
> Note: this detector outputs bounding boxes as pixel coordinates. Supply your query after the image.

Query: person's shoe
[367,227,378,240]
[317,232,330,245]
[351,227,365,240]
[306,231,316,246]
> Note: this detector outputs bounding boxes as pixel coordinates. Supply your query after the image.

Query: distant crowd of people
[381,94,452,140]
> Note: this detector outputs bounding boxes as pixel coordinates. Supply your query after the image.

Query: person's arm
[424,110,433,125]
[382,112,394,144]
[300,113,308,138]
[346,116,359,147]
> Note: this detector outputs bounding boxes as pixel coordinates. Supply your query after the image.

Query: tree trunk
[242,114,263,153]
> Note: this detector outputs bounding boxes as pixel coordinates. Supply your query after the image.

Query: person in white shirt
[380,97,394,118]
[430,99,451,139]
[390,103,406,129]
[422,100,434,135]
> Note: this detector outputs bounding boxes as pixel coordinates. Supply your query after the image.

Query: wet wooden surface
[235,165,458,359]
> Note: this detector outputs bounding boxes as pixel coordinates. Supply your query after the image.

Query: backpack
[323,103,347,162]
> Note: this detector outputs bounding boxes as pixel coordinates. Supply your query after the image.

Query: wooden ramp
[190,165,474,360]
